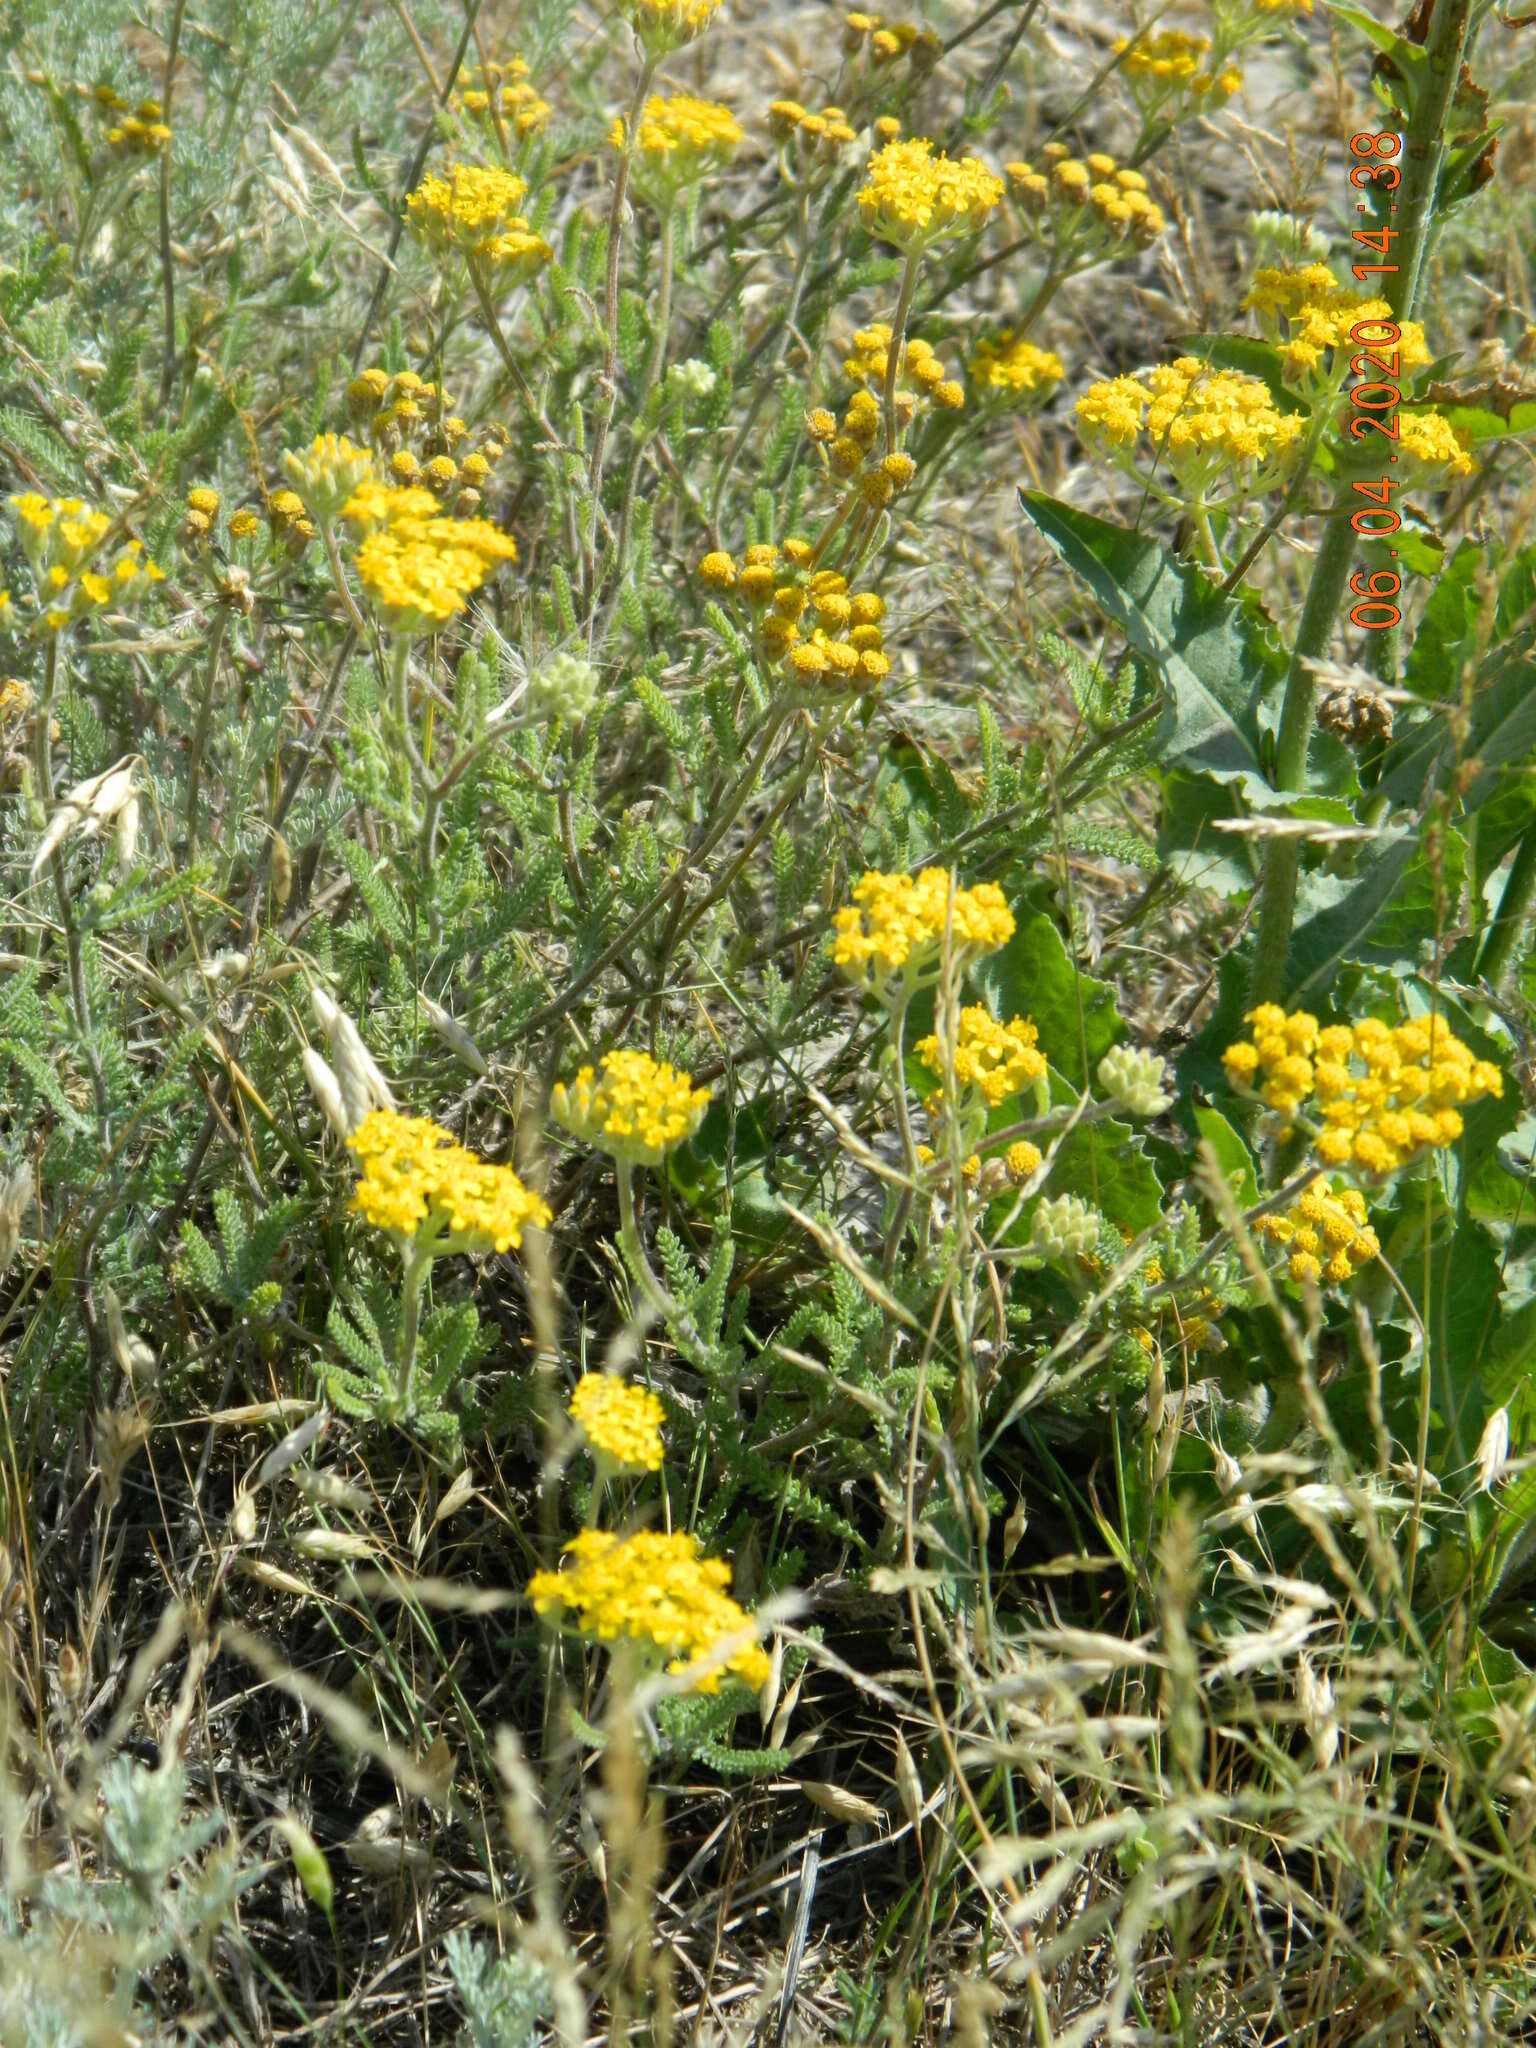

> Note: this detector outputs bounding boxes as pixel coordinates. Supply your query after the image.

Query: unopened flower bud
[527,650,599,724]
[1030,1193,1097,1259]
[1097,1044,1173,1118]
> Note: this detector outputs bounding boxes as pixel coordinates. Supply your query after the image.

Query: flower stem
[616,1164,705,1358]
[395,1240,433,1415]
[883,247,922,458]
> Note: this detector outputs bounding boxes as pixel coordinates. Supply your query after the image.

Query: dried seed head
[0,1161,33,1272]
[303,1046,349,1140]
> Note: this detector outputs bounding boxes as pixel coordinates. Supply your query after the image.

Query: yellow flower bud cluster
[833,868,1015,992]
[768,100,858,152]
[917,1005,1047,1108]
[1396,410,1476,480]
[344,369,504,510]
[1256,1179,1378,1288]
[99,88,171,154]
[1114,30,1242,103]
[1074,357,1304,491]
[347,1107,551,1253]
[857,138,1005,252]
[450,56,551,138]
[342,480,518,635]
[568,1373,665,1473]
[842,11,940,66]
[281,433,374,524]
[1222,1006,1503,1175]
[841,326,964,420]
[615,94,743,196]
[551,1048,712,1168]
[528,1529,770,1692]
[969,330,1065,403]
[1005,146,1166,248]
[698,540,893,690]
[4,494,163,637]
[266,488,315,548]
[406,163,552,284]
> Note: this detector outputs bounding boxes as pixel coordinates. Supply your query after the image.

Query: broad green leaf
[1287,827,1465,997]
[1018,491,1282,791]
[1193,1106,1259,1208]
[1403,541,1484,700]
[1049,1112,1164,1239]
[975,911,1120,1090]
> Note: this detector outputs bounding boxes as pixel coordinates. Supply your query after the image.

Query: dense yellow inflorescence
[857,137,1005,250]
[568,1373,666,1472]
[1075,357,1304,487]
[1222,1005,1503,1174]
[1256,1179,1379,1288]
[343,478,518,633]
[4,494,163,636]
[969,331,1065,399]
[1397,410,1476,478]
[551,1049,713,1167]
[917,1006,1047,1106]
[406,163,551,282]
[527,1528,770,1691]
[347,1109,551,1252]
[1244,266,1432,381]
[617,94,743,188]
[833,869,1016,989]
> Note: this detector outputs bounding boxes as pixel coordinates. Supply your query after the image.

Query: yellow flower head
[917,1005,1047,1106]
[528,1528,769,1691]
[617,93,742,191]
[347,1108,551,1252]
[1396,409,1475,480]
[4,494,161,635]
[1223,1007,1502,1173]
[551,1048,712,1166]
[406,163,552,281]
[857,137,1004,251]
[1114,28,1241,101]
[969,330,1065,401]
[1256,1178,1378,1288]
[1075,357,1304,486]
[833,868,1015,991]
[569,1373,665,1471]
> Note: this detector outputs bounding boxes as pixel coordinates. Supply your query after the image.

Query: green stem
[584,56,659,625]
[883,247,922,457]
[395,1240,433,1414]
[34,635,112,1149]
[184,609,228,858]
[157,0,189,411]
[616,1165,705,1357]
[1248,0,1476,1008]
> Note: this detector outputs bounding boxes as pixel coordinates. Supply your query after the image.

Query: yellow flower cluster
[1244,267,1432,383]
[842,10,939,62]
[1398,410,1476,479]
[342,480,516,633]
[451,56,551,137]
[527,1529,769,1692]
[569,1373,665,1472]
[406,163,552,283]
[347,1108,551,1252]
[616,94,743,192]
[1006,148,1166,245]
[841,326,964,417]
[698,539,892,688]
[107,101,172,153]
[1256,1179,1378,1288]
[344,367,506,507]
[969,330,1065,401]
[622,0,722,54]
[769,100,858,151]
[917,1006,1047,1106]
[1075,358,1304,486]
[1222,1006,1503,1174]
[833,869,1015,990]
[857,137,1005,251]
[1114,30,1242,100]
[4,494,162,636]
[184,486,220,540]
[551,1049,712,1167]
